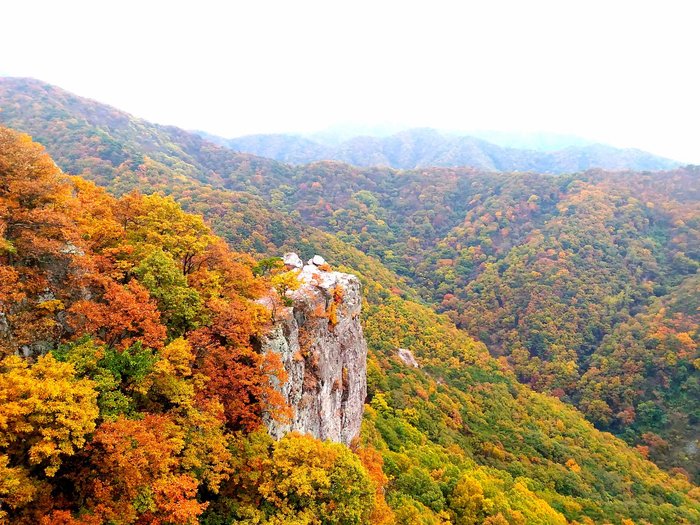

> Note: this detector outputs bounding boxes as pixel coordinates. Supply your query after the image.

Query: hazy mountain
[464,129,594,151]
[203,127,680,173]
[307,123,411,145]
[305,125,595,151]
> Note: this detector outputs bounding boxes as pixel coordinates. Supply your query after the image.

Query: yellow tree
[223,431,377,524]
[118,193,216,275]
[0,354,98,477]
[0,354,98,521]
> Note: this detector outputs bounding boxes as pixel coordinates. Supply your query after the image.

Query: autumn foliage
[2,78,700,524]
[0,129,385,524]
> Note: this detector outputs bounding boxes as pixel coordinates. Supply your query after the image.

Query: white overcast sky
[1,1,699,162]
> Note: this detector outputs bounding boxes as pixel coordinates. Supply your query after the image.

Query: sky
[1,1,699,163]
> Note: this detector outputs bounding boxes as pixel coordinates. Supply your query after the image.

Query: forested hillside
[3,78,696,481]
[1,77,699,523]
[2,123,700,525]
[0,127,391,523]
[250,165,700,479]
[203,128,680,173]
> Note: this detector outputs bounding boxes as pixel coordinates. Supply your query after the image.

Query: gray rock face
[0,313,8,338]
[261,256,367,446]
[60,242,84,256]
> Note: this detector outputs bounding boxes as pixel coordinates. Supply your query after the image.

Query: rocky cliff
[261,254,367,446]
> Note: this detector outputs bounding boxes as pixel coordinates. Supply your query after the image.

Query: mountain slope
[1,77,699,511]
[209,127,680,172]
[8,77,697,482]
[2,124,699,524]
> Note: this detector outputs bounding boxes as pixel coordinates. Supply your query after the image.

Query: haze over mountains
[307,125,596,151]
[199,128,681,173]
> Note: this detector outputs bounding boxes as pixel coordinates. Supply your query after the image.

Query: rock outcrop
[282,252,303,269]
[397,348,420,368]
[261,254,367,446]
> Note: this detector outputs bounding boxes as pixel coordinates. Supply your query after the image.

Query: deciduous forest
[0,78,698,524]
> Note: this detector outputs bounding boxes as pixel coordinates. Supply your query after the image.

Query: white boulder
[283,252,303,269]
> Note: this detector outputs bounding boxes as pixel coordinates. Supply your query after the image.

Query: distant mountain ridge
[203,128,680,173]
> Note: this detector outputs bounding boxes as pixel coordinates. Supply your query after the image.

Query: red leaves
[73,415,206,525]
[0,128,85,356]
[190,299,289,431]
[0,130,298,522]
[69,279,166,350]
[0,128,75,261]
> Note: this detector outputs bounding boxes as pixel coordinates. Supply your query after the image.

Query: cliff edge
[262,254,367,446]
